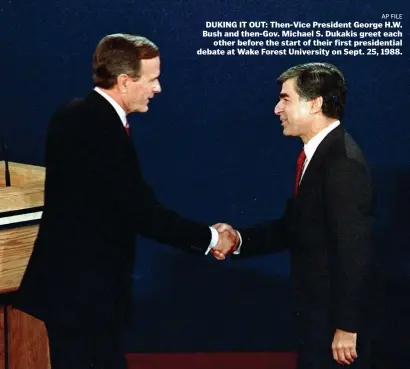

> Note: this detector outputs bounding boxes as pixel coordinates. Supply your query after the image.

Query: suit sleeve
[233,200,293,259]
[69,114,211,254]
[324,158,373,333]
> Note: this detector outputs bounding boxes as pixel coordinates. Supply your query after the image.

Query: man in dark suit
[213,63,374,368]
[14,33,238,369]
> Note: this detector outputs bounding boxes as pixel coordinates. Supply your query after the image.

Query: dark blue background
[1,0,409,360]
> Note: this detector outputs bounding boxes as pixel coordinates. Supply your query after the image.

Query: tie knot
[297,149,306,165]
[125,120,130,136]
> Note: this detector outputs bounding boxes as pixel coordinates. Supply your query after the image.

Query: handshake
[210,223,241,260]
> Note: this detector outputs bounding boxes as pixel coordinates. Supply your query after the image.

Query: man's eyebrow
[279,93,289,99]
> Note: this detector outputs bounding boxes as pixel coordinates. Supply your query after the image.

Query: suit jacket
[15,91,211,328]
[236,125,374,338]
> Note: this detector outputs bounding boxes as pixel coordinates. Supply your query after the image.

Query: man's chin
[282,128,291,136]
[134,105,149,113]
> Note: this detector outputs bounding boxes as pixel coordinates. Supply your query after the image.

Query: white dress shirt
[94,87,127,127]
[94,87,219,251]
[300,120,340,182]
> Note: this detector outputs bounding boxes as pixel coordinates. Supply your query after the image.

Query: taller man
[15,34,237,369]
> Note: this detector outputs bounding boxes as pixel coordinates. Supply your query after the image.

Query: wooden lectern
[0,161,50,369]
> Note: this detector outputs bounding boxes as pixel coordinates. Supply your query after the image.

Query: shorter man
[213,62,374,368]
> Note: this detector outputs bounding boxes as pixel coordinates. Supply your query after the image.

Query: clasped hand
[211,223,239,260]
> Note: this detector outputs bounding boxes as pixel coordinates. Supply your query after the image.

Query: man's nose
[274,101,282,115]
[154,81,161,93]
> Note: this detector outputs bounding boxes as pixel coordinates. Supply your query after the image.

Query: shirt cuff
[205,226,219,255]
[233,231,242,254]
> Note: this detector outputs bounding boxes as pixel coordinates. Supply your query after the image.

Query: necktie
[294,149,306,196]
[125,120,130,136]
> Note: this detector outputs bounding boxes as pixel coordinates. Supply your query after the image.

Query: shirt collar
[304,120,340,161]
[94,87,127,127]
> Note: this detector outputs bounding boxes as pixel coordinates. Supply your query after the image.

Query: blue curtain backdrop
[1,0,409,357]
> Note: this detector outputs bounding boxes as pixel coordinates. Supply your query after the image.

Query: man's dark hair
[278,62,347,119]
[93,33,159,89]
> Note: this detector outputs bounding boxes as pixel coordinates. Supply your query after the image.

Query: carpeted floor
[126,352,401,369]
[126,352,297,369]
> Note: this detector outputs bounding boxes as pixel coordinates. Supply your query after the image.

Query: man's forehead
[280,78,297,94]
[140,57,160,75]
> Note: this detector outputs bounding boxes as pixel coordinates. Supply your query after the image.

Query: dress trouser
[45,318,127,369]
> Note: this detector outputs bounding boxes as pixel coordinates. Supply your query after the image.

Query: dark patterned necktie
[125,120,130,136]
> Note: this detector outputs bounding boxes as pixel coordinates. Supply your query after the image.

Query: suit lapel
[85,90,129,137]
[84,90,139,167]
[296,125,344,203]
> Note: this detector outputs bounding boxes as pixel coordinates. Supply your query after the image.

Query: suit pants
[45,318,127,369]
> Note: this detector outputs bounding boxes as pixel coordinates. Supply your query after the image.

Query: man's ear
[116,74,128,94]
[310,96,323,114]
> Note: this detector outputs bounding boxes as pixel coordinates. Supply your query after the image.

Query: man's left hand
[332,329,358,365]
